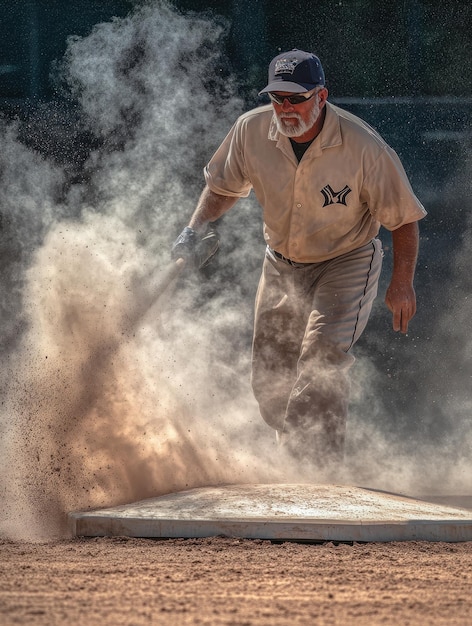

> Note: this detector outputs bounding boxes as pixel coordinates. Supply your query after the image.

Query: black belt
[272,249,313,267]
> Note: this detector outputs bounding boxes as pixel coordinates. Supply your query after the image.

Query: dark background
[2,1,471,100]
[1,0,471,443]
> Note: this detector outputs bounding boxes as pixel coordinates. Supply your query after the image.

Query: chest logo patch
[321,184,352,207]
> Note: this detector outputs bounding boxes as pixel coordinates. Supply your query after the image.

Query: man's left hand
[385,279,416,333]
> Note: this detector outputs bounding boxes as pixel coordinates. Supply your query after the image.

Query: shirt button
[296,203,302,208]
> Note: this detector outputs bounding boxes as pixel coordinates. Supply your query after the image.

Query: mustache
[277,112,302,120]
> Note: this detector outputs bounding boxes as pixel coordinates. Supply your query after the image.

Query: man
[172,49,426,470]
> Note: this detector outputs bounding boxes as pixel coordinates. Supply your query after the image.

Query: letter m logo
[321,184,352,207]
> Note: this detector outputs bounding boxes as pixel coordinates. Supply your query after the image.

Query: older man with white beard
[172,49,426,474]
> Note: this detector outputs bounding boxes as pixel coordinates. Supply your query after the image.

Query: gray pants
[251,240,383,467]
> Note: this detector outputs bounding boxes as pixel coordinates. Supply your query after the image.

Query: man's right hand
[171,226,198,266]
[171,224,220,269]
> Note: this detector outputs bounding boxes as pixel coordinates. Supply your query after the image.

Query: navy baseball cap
[259,49,325,94]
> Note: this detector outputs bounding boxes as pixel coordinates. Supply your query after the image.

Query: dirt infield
[1,537,472,625]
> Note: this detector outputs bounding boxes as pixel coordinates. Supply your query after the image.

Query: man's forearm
[189,185,239,231]
[391,221,419,283]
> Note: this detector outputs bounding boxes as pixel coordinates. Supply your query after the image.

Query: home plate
[68,484,472,543]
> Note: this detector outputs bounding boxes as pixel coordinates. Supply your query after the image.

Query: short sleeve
[204,120,253,198]
[363,146,427,230]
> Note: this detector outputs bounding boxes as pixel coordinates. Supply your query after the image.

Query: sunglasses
[268,90,317,105]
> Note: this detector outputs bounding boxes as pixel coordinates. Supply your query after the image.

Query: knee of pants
[299,333,356,373]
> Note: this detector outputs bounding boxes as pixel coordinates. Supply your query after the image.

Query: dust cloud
[0,1,283,541]
[0,1,471,541]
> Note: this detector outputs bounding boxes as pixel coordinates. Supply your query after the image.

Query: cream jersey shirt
[204,102,426,263]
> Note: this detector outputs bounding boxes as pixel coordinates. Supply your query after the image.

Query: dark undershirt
[290,137,315,162]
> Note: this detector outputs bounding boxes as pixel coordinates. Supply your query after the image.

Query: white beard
[275,98,321,138]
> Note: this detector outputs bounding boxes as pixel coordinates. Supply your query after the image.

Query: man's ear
[318,87,329,106]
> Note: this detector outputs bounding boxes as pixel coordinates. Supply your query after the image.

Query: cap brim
[258,81,315,95]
